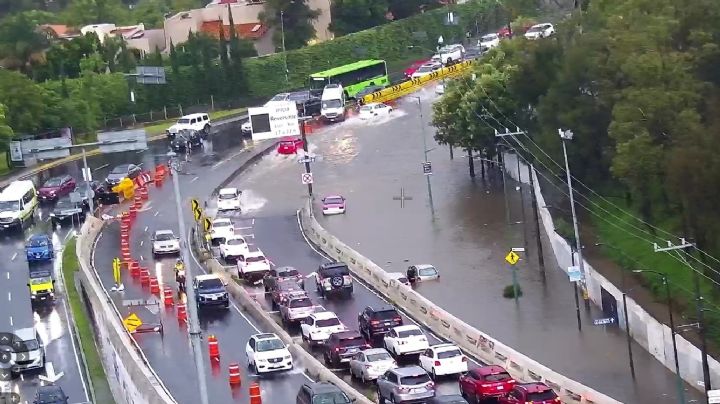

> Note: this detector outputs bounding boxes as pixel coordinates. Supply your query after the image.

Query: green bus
[309,60,389,98]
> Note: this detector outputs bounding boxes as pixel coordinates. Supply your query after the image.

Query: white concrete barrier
[204,257,374,404]
[299,201,620,404]
[76,217,176,404]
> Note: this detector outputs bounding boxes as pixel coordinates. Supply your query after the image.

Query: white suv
[300,311,347,345]
[383,325,429,357]
[210,218,234,244]
[245,333,293,374]
[237,249,271,283]
[525,23,555,40]
[432,44,465,65]
[166,113,211,138]
[216,188,241,211]
[219,234,249,262]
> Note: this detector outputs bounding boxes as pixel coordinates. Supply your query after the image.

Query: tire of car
[475,393,482,403]
[390,394,398,404]
[376,387,384,403]
[224,301,229,309]
[431,368,437,381]
[323,352,330,365]
[203,124,210,133]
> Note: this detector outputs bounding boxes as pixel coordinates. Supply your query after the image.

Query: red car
[38,175,76,202]
[459,365,516,401]
[497,23,534,38]
[277,137,304,154]
[404,59,432,79]
[498,382,560,404]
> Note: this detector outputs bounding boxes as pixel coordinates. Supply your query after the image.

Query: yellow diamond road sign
[123,313,143,333]
[505,251,520,266]
[190,198,200,212]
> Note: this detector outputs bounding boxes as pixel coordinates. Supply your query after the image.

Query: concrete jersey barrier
[76,217,176,404]
[299,201,621,404]
[203,257,374,404]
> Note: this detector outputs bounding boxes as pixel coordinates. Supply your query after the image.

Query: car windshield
[213,221,232,228]
[177,118,190,124]
[111,165,129,174]
[55,199,74,208]
[338,336,365,347]
[278,269,299,278]
[270,94,289,101]
[247,255,266,263]
[324,197,343,205]
[289,298,313,308]
[400,373,431,386]
[227,238,245,246]
[29,238,48,247]
[373,310,399,320]
[30,277,52,285]
[316,317,341,327]
[527,390,558,401]
[367,352,392,362]
[419,267,436,276]
[256,338,285,352]
[288,92,308,101]
[437,349,462,359]
[484,371,512,382]
[360,106,373,112]
[155,233,174,241]
[19,339,39,351]
[528,26,542,33]
[199,279,223,289]
[398,329,423,338]
[417,65,435,73]
[0,201,20,211]
[482,34,498,41]
[311,392,350,404]
[322,99,342,109]
[43,178,62,187]
[219,193,236,200]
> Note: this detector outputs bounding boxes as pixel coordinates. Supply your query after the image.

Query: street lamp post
[633,269,686,404]
[621,289,637,380]
[168,151,210,404]
[280,10,288,83]
[412,96,435,217]
[558,128,589,306]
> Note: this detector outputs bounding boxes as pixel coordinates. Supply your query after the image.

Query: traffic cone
[121,246,131,262]
[139,269,149,286]
[228,363,241,385]
[121,238,129,250]
[128,205,137,220]
[162,286,173,306]
[149,277,160,294]
[120,220,130,233]
[139,187,149,201]
[133,196,143,210]
[177,304,187,323]
[249,381,261,403]
[129,261,140,278]
[208,335,220,359]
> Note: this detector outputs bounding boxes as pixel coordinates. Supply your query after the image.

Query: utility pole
[558,128,589,307]
[299,118,313,198]
[168,151,210,404]
[412,97,435,217]
[280,10,288,84]
[527,158,545,277]
[81,148,94,215]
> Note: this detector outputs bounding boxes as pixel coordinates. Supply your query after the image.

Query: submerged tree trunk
[468,148,475,177]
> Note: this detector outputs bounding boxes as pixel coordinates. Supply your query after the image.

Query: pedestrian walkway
[309,89,703,403]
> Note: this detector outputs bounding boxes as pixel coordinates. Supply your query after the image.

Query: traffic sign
[123,313,143,333]
[422,161,432,175]
[298,156,315,164]
[204,217,212,232]
[593,318,615,326]
[707,389,720,403]
[190,198,200,213]
[112,257,121,284]
[505,251,520,265]
[567,265,582,282]
[301,173,313,185]
[193,207,202,222]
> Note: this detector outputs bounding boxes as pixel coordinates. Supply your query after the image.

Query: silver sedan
[349,348,397,382]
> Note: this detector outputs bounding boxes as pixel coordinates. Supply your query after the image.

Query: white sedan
[408,264,440,282]
[479,33,500,50]
[349,348,397,382]
[358,103,393,119]
[210,218,234,244]
[418,343,468,379]
[245,333,293,374]
[300,311,347,345]
[151,229,180,257]
[524,23,555,40]
[219,234,249,262]
[383,325,429,357]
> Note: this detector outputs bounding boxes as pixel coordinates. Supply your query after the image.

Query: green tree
[260,0,320,51]
[329,0,388,36]
[62,0,130,26]
[0,11,54,75]
[0,103,14,163]
[0,69,61,133]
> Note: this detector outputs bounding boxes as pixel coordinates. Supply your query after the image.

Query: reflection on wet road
[224,87,704,403]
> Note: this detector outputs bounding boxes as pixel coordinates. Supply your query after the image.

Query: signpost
[8,142,22,162]
[422,161,432,175]
[203,217,212,232]
[505,250,521,303]
[190,198,203,222]
[123,313,143,333]
[248,101,300,141]
[567,265,582,283]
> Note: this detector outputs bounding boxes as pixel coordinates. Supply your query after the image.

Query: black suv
[51,196,88,226]
[323,330,369,367]
[358,305,403,340]
[263,266,303,292]
[170,129,203,152]
[315,262,353,298]
[296,381,353,404]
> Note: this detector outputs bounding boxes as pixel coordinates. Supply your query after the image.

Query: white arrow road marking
[39,362,64,383]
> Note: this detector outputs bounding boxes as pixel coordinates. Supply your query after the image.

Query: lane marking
[144,226,149,232]
[10,253,16,261]
[154,211,159,217]
[8,316,12,326]
[236,226,253,230]
[240,234,255,239]
[5,272,8,280]
[191,176,199,183]
[135,149,145,154]
[93,164,109,171]
[7,292,10,301]
[251,218,255,225]
[140,241,144,246]
[140,255,144,262]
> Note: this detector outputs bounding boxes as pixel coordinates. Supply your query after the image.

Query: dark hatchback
[33,384,69,404]
[323,330,370,367]
[50,197,87,225]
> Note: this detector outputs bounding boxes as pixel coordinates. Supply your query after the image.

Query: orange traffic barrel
[139,269,150,286]
[120,221,130,233]
[121,238,130,250]
[139,187,149,201]
[208,335,220,359]
[133,196,143,210]
[249,381,261,403]
[228,363,241,385]
[149,277,160,294]
[177,304,187,323]
[128,261,140,278]
[121,247,131,262]
[162,286,173,306]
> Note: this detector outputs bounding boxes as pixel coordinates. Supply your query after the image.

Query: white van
[9,327,44,376]
[320,84,346,123]
[0,180,37,230]
[166,113,211,138]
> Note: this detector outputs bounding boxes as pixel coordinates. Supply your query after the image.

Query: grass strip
[61,237,115,404]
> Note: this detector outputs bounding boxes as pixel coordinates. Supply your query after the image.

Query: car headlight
[284,355,291,360]
[49,213,55,217]
[31,291,37,295]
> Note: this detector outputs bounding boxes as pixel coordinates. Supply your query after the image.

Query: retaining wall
[299,201,619,404]
[502,152,720,392]
[76,217,176,404]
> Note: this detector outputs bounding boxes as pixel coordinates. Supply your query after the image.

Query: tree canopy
[260,0,320,51]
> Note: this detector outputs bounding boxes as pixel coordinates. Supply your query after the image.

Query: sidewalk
[307,88,703,403]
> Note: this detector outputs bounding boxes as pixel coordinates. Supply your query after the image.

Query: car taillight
[462,356,467,362]
[394,317,402,322]
[335,347,341,352]
[481,383,493,388]
[371,320,379,325]
[434,360,441,366]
